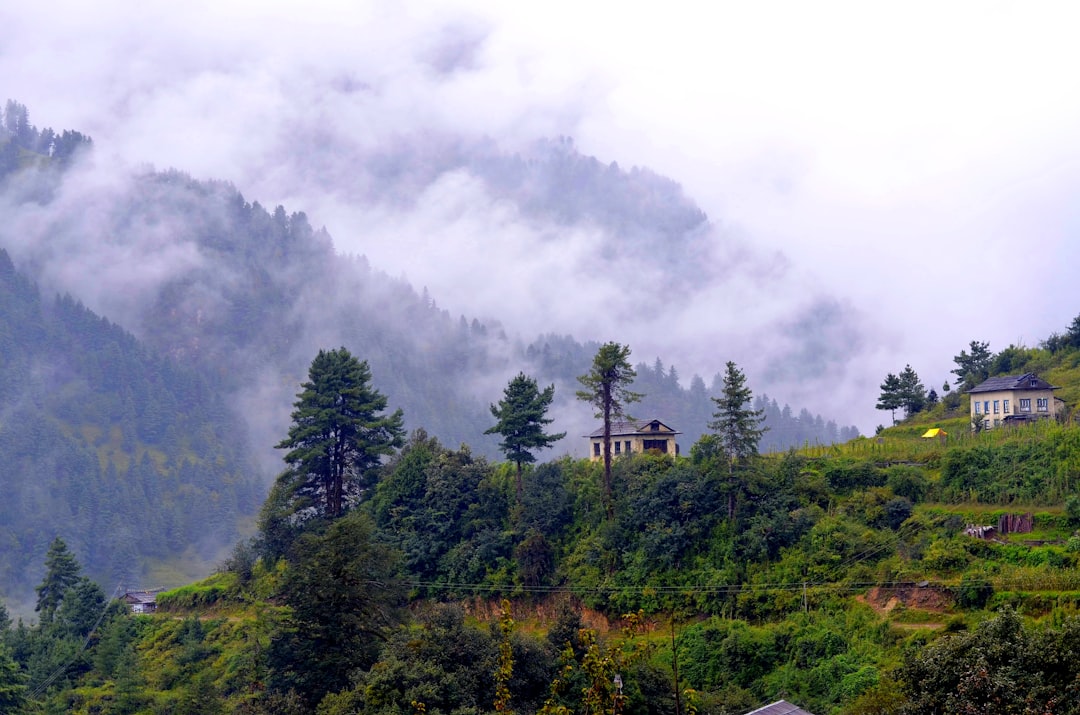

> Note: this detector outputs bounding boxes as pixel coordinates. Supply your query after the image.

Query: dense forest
[0,245,263,601]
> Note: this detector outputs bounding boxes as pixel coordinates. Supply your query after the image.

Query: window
[1037,398,1049,412]
[614,441,621,454]
[642,439,668,453]
[984,401,990,414]
[993,400,999,414]
[625,441,632,454]
[1019,398,1031,412]
[975,401,982,414]
[994,419,1001,427]
[593,442,601,456]
[1003,399,1009,414]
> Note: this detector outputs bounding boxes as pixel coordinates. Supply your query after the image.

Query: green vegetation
[8,101,1080,713]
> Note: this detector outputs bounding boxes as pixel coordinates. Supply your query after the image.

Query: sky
[4,0,1080,434]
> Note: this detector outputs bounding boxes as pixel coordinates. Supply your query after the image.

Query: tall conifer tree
[708,361,767,520]
[486,373,565,500]
[576,343,642,518]
[277,347,405,518]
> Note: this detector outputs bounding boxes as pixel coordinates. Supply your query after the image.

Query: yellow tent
[921,428,947,438]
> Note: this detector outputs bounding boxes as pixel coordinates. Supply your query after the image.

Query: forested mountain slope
[0,248,262,605]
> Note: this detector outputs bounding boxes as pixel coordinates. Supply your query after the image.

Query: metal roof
[585,419,681,438]
[968,373,1058,394]
[744,701,815,715]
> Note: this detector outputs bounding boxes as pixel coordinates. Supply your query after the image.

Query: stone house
[586,419,680,460]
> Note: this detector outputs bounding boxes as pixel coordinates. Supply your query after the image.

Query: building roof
[122,589,161,605]
[744,701,815,715]
[586,419,681,438]
[968,373,1059,394]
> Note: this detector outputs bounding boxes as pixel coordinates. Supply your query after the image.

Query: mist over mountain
[0,103,863,605]
[0,101,859,466]
[0,245,262,607]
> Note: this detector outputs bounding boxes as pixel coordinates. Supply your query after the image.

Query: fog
[4,0,1080,435]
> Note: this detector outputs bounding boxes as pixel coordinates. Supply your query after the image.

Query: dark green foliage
[347,604,500,714]
[709,361,767,464]
[486,372,565,498]
[276,347,405,519]
[35,538,81,624]
[823,460,886,494]
[370,432,511,592]
[269,511,402,705]
[883,497,914,530]
[876,372,903,424]
[708,361,767,520]
[0,642,27,713]
[518,461,573,538]
[897,609,1080,714]
[951,339,993,389]
[954,574,994,609]
[897,364,927,417]
[885,465,929,503]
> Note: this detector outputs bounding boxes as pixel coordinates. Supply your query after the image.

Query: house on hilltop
[121,588,163,614]
[586,419,680,460]
[968,373,1063,429]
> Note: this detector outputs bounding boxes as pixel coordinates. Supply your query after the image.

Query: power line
[29,581,124,700]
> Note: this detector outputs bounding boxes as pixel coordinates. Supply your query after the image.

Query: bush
[955,574,994,609]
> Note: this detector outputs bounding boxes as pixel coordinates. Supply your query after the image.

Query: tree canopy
[951,340,992,389]
[486,372,565,499]
[276,347,405,519]
[35,538,82,625]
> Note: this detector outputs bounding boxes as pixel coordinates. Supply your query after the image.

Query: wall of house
[588,432,677,460]
[970,388,1058,429]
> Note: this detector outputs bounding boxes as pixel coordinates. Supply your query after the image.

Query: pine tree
[0,643,27,713]
[576,343,642,518]
[876,373,903,425]
[276,348,405,518]
[708,361,767,520]
[35,537,81,624]
[898,364,927,417]
[485,373,566,500]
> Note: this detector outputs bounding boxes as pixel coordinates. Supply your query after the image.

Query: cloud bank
[4,0,1080,434]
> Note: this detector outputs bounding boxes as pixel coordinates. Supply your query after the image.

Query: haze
[4,0,1079,434]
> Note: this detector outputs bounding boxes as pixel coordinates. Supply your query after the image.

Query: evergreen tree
[485,372,566,500]
[708,361,767,520]
[951,340,992,389]
[576,342,642,518]
[876,373,903,424]
[35,538,81,625]
[269,511,402,705]
[276,347,405,518]
[897,364,927,417]
[0,642,27,713]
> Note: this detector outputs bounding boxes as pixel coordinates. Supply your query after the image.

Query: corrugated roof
[744,700,815,715]
[122,590,161,604]
[968,373,1058,394]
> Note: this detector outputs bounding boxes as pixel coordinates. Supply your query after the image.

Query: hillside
[7,394,1080,713]
[0,247,263,608]
[9,322,1080,713]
